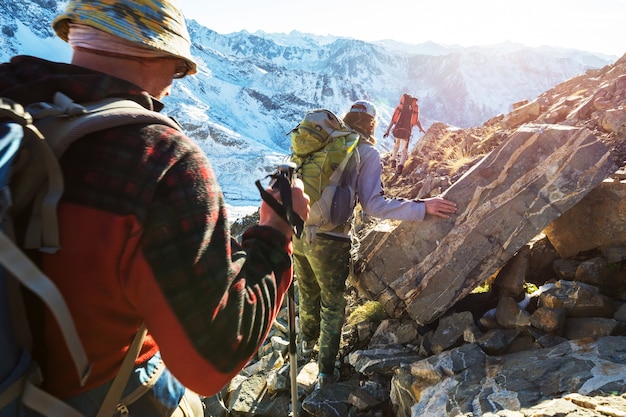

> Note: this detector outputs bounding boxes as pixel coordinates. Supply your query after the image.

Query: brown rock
[539,280,615,318]
[496,296,531,329]
[563,317,626,339]
[543,179,626,258]
[530,307,566,333]
[356,124,616,325]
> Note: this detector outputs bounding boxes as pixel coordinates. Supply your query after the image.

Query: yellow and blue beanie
[53,0,197,75]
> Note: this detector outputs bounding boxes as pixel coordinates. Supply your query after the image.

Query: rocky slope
[224,54,626,417]
[380,55,626,198]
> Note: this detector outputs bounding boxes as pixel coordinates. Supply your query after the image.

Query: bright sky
[178,0,625,57]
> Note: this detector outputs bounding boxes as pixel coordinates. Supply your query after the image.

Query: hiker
[0,0,309,415]
[383,93,426,175]
[293,100,456,389]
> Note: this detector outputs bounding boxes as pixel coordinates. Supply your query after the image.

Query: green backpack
[290,109,360,239]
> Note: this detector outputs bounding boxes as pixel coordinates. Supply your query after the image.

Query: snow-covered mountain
[1,0,618,217]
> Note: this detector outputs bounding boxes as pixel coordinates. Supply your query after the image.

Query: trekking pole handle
[272,162,304,238]
[255,161,304,238]
[274,161,301,416]
[275,162,296,183]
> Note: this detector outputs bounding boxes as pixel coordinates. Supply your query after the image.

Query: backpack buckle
[0,98,32,126]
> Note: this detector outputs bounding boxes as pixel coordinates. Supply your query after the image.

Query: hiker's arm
[423,196,457,218]
[258,178,309,237]
[384,106,401,136]
[357,147,456,220]
[416,119,425,133]
[130,142,297,396]
[356,144,428,221]
[384,122,393,137]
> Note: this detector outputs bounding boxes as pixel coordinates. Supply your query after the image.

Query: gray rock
[356,124,616,326]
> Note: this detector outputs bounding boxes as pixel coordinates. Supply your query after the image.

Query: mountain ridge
[1,0,619,211]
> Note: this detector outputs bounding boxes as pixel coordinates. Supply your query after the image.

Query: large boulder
[543,178,626,258]
[354,124,617,325]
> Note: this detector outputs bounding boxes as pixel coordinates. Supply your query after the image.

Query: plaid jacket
[0,55,292,398]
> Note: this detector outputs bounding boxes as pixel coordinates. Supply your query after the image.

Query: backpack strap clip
[0,98,32,126]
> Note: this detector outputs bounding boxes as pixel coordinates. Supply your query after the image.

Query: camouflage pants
[293,233,351,375]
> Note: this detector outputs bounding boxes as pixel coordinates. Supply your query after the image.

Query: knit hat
[344,100,377,142]
[52,0,197,75]
[348,100,377,118]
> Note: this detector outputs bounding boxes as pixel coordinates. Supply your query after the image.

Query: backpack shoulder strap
[20,92,183,252]
[0,100,91,416]
[27,92,183,159]
[411,102,419,126]
[0,231,92,383]
[390,105,402,125]
[95,323,147,417]
[327,134,360,185]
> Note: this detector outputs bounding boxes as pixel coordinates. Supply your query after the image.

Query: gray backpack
[0,92,181,417]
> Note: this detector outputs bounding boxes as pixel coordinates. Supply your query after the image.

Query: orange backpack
[390,94,419,138]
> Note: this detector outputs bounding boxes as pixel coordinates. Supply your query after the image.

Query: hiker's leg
[293,238,321,344]
[399,139,410,167]
[391,138,400,162]
[307,237,351,375]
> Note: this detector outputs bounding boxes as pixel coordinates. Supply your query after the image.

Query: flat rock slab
[356,124,616,325]
[396,336,626,416]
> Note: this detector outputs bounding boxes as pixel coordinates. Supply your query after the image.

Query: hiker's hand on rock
[423,196,457,218]
[259,179,310,237]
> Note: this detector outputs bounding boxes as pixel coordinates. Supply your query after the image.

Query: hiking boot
[315,369,340,390]
[301,339,316,356]
[396,164,404,175]
[391,160,396,168]
[315,373,332,389]
[298,339,316,364]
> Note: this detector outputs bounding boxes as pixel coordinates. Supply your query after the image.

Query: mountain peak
[2,0,617,214]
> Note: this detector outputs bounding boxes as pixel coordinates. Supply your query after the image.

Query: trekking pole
[287,275,298,417]
[260,162,302,417]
